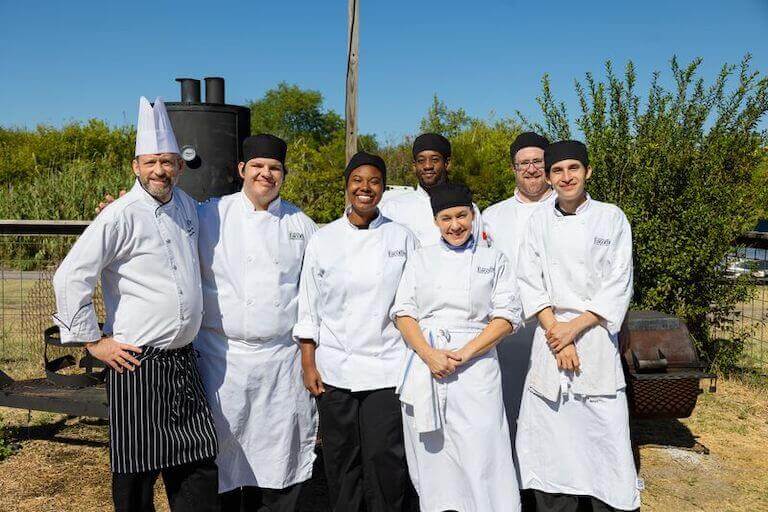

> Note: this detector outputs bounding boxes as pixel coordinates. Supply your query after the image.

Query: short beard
[138,175,174,202]
[517,176,549,198]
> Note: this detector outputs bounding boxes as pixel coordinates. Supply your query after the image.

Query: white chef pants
[402,345,520,512]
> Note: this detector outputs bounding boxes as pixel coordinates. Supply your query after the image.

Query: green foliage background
[1,56,767,372]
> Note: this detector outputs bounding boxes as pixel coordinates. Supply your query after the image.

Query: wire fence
[0,223,104,379]
[0,221,766,380]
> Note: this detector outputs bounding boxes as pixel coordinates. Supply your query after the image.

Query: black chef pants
[220,483,302,512]
[112,457,219,512]
[317,384,415,512]
[531,490,639,512]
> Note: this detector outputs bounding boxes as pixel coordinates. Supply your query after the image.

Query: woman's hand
[555,344,581,372]
[419,347,462,379]
[450,345,476,368]
[302,363,325,396]
[299,339,325,396]
[546,321,580,352]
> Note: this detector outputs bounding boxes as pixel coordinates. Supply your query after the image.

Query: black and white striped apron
[107,344,218,474]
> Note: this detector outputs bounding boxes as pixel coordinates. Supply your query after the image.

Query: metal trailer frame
[0,220,108,418]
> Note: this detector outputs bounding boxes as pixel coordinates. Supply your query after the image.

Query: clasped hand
[420,348,463,379]
[546,322,581,372]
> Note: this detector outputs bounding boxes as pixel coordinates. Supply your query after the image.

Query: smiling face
[513,146,549,198]
[547,158,592,202]
[132,153,183,202]
[238,157,284,208]
[413,150,449,189]
[347,164,384,216]
[435,205,474,246]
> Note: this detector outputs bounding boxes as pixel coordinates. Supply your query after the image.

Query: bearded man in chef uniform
[483,132,555,449]
[194,134,318,512]
[515,140,641,512]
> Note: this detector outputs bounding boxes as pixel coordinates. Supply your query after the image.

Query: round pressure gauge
[181,145,197,162]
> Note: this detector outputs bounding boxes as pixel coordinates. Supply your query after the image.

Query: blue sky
[1,0,766,142]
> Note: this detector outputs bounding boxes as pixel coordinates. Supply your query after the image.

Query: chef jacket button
[172,265,177,270]
[273,300,280,307]
[247,299,254,306]
[165,239,171,244]
[247,256,254,263]
[272,259,279,265]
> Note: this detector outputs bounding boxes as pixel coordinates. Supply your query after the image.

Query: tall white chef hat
[134,96,180,156]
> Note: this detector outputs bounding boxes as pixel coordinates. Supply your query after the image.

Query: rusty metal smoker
[620,310,717,419]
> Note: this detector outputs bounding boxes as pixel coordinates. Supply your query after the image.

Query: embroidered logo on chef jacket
[185,219,196,237]
[593,237,611,246]
[476,266,495,274]
[388,249,407,258]
[289,231,305,241]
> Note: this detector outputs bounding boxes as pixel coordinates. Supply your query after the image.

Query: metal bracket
[0,368,14,388]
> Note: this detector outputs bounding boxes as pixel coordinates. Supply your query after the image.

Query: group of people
[52,96,641,512]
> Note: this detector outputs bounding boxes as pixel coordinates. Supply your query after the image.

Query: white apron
[195,194,319,492]
[515,198,640,510]
[516,380,640,510]
[400,327,520,512]
[195,330,316,491]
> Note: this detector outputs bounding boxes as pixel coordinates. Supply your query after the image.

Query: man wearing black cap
[516,141,640,511]
[195,134,319,511]
[482,132,555,490]
[379,132,483,246]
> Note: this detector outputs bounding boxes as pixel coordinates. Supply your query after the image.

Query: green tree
[248,82,343,147]
[419,95,473,138]
[522,55,768,371]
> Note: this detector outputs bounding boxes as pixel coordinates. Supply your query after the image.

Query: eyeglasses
[514,159,544,170]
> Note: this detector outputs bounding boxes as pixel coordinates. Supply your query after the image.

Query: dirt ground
[1,378,766,512]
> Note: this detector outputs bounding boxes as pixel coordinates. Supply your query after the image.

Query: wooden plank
[0,379,108,418]
[345,0,359,165]
[0,220,90,236]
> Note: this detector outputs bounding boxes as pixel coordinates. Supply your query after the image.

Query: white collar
[130,178,176,210]
[240,191,282,216]
[514,187,554,204]
[343,206,385,230]
[553,193,591,217]
[415,185,431,201]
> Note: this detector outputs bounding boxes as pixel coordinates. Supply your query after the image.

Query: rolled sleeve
[585,213,633,335]
[390,256,419,321]
[293,241,322,344]
[516,217,551,321]
[490,252,523,330]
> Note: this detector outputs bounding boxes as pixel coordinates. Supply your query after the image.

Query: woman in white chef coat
[293,151,419,512]
[516,140,640,512]
[391,183,523,512]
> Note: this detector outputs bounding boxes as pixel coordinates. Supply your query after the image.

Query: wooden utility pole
[345,0,359,164]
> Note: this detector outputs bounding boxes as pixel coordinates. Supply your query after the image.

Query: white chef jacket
[380,185,484,246]
[195,192,318,491]
[516,195,633,401]
[483,189,555,272]
[293,209,419,391]
[197,193,318,341]
[391,237,522,331]
[52,180,202,349]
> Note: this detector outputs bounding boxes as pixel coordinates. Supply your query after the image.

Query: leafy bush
[1,59,767,373]
[521,55,768,371]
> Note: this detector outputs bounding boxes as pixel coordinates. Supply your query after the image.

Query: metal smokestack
[176,78,201,104]
[204,77,225,105]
